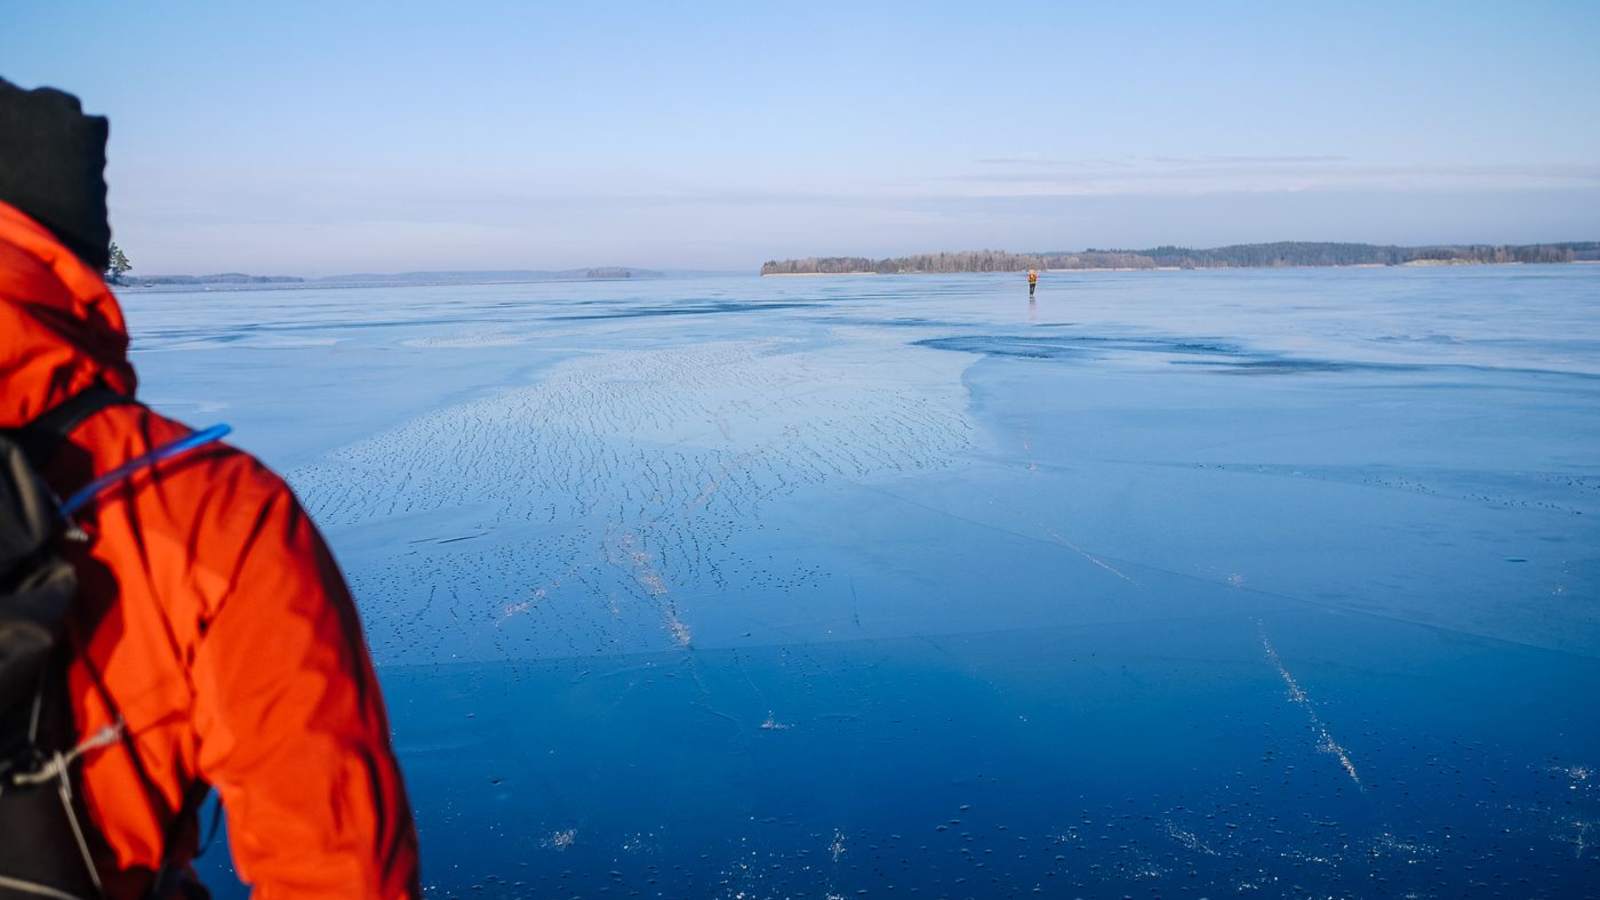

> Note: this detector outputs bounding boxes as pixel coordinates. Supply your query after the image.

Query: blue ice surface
[122,266,1600,897]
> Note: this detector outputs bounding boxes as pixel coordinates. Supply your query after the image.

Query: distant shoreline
[106,256,1600,295]
[760,259,1572,276]
[115,266,669,290]
[760,241,1599,276]
[763,271,879,277]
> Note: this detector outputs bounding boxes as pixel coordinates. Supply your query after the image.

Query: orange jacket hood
[0,199,136,427]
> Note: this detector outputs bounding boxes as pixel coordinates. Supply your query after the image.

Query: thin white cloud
[977,154,1352,167]
[937,159,1600,196]
[1147,154,1351,164]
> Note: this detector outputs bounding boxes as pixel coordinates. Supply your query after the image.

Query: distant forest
[760,242,1600,275]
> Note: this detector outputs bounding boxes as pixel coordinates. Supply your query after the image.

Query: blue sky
[5,1,1598,274]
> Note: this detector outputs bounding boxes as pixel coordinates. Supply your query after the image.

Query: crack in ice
[1259,623,1362,789]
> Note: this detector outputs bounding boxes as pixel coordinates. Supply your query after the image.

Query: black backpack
[0,387,133,898]
[0,388,225,900]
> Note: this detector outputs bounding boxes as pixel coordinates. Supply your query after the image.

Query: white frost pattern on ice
[1567,820,1594,860]
[1258,624,1363,789]
[1164,821,1220,857]
[542,828,577,851]
[288,340,973,661]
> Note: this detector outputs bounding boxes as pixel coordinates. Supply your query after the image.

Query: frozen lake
[124,267,1600,897]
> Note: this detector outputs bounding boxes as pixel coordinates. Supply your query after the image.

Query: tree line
[761,242,1600,275]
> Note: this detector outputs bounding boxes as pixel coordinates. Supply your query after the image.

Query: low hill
[315,267,664,285]
[119,267,665,289]
[121,273,305,285]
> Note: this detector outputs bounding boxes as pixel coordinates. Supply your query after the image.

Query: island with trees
[760,242,1600,275]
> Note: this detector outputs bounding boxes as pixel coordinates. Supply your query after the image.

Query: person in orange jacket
[0,79,420,898]
[1027,268,1039,298]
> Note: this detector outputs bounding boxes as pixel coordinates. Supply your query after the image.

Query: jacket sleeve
[189,478,420,899]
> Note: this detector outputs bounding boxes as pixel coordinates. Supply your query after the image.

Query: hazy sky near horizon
[6,1,1599,274]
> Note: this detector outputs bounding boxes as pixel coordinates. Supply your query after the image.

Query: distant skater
[1027,268,1038,298]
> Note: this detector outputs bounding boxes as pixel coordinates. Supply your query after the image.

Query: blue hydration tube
[59,423,233,519]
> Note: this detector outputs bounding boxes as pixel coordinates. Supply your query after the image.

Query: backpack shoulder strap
[14,385,141,469]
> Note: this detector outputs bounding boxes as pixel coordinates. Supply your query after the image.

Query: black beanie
[0,78,110,272]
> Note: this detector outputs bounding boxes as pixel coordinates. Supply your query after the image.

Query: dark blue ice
[123,266,1600,897]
